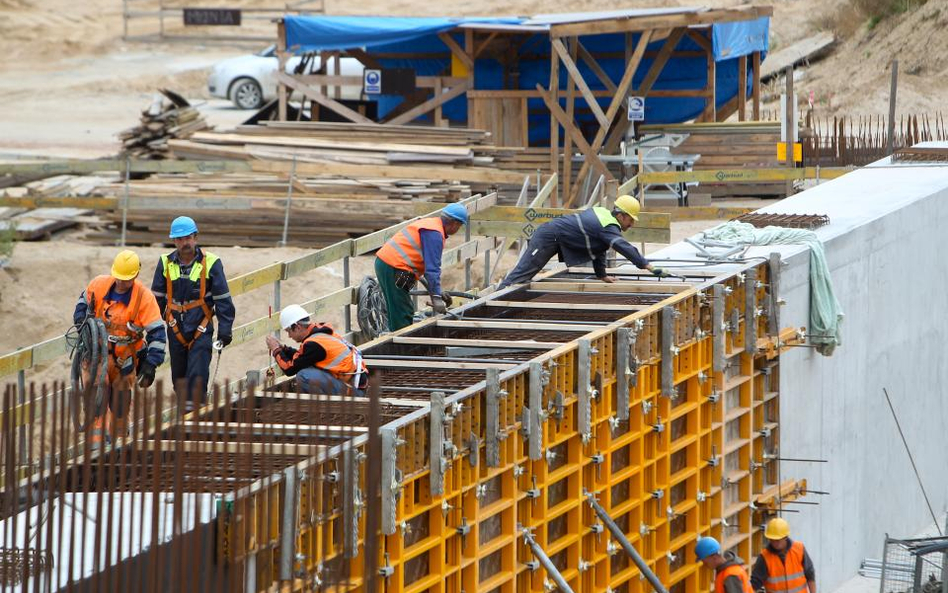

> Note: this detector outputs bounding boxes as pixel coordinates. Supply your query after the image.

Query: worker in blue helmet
[695,536,753,593]
[374,203,467,331]
[150,216,235,409]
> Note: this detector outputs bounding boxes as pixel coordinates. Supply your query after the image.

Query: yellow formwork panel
[221,261,802,593]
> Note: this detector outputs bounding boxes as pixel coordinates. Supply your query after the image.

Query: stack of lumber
[639,122,785,198]
[119,89,210,159]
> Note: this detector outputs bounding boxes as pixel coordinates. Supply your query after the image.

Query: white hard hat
[279,304,310,330]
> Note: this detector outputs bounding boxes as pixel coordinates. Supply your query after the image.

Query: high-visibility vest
[715,564,754,593]
[160,252,219,348]
[592,206,620,228]
[376,217,445,279]
[761,542,808,593]
[85,275,161,371]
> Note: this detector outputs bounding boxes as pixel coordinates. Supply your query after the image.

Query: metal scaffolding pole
[522,528,575,593]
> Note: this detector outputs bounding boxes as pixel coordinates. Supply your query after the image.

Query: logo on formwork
[522,224,536,238]
[523,208,565,223]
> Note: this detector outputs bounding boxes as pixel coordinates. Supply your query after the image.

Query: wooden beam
[485,300,648,311]
[738,55,748,121]
[392,337,562,349]
[364,358,516,370]
[548,7,773,38]
[277,21,288,121]
[528,281,691,294]
[566,30,653,207]
[752,51,761,120]
[577,40,617,93]
[686,29,712,53]
[549,42,561,187]
[562,38,579,201]
[537,85,614,182]
[385,81,471,126]
[439,32,474,70]
[552,38,608,129]
[473,31,500,59]
[276,72,374,124]
[346,48,382,69]
[436,319,600,332]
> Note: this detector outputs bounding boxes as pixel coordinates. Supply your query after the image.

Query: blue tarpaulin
[282,13,769,132]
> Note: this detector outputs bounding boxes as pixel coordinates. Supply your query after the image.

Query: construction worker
[751,518,817,593]
[265,304,368,395]
[498,195,669,288]
[151,216,235,408]
[374,203,468,332]
[696,536,754,593]
[73,250,165,445]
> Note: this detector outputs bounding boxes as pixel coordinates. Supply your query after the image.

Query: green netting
[701,221,843,356]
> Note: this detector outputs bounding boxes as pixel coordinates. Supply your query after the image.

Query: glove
[431,296,448,315]
[441,293,453,308]
[219,334,232,348]
[651,267,670,278]
[137,363,156,388]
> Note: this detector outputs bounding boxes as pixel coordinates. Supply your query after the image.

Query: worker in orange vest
[751,518,816,593]
[266,304,368,395]
[374,203,468,331]
[696,536,754,593]
[72,250,166,445]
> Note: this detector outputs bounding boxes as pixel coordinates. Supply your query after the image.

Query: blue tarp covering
[282,14,769,135]
[712,16,769,60]
[284,15,524,52]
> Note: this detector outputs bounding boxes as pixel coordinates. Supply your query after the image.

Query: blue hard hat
[442,203,468,225]
[695,537,721,561]
[169,216,198,239]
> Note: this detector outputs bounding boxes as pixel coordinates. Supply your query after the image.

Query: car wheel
[230,78,263,110]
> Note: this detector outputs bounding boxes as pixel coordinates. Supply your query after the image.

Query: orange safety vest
[715,564,754,593]
[761,542,808,593]
[376,217,446,279]
[278,324,367,386]
[85,275,161,372]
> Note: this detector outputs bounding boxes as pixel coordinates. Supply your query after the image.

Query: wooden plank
[392,337,562,349]
[576,40,617,93]
[250,156,525,185]
[752,51,761,119]
[438,32,474,70]
[738,55,748,121]
[435,319,599,332]
[537,85,614,182]
[230,262,285,297]
[0,349,31,378]
[639,167,851,184]
[551,38,608,129]
[0,196,116,210]
[190,132,473,157]
[548,6,773,37]
[386,81,470,126]
[276,71,375,124]
[363,358,516,370]
[528,281,691,294]
[0,160,250,177]
[484,300,647,311]
[761,32,835,80]
[283,240,353,279]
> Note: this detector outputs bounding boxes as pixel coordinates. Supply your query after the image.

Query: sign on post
[627,96,645,121]
[363,69,382,95]
[183,8,241,26]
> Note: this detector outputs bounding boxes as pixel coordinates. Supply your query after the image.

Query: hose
[67,317,109,431]
[357,276,389,341]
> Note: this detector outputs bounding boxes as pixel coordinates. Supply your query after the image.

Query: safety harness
[163,253,215,349]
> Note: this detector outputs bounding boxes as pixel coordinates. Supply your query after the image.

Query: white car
[208,45,366,110]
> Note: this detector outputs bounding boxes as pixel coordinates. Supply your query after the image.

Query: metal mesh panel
[881,537,948,593]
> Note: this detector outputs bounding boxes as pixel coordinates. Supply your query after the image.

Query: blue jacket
[150,247,235,339]
[538,207,649,277]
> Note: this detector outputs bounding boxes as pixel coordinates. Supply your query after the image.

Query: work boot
[109,414,129,442]
[87,415,109,451]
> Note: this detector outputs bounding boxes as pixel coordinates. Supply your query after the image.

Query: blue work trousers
[168,328,214,405]
[296,367,364,396]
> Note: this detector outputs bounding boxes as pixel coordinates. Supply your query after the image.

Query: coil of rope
[66,316,110,432]
[357,276,389,341]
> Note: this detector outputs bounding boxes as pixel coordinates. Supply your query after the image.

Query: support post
[429,391,445,496]
[522,529,576,593]
[752,51,761,120]
[341,446,361,559]
[486,368,501,467]
[744,268,758,354]
[586,492,669,593]
[661,306,675,397]
[767,253,781,336]
[887,60,899,155]
[380,427,398,535]
[279,467,300,581]
[577,339,592,442]
[277,21,288,121]
[464,223,472,291]
[616,328,631,421]
[785,66,794,196]
[273,280,282,340]
[712,285,725,373]
[343,256,351,334]
[281,156,297,246]
[527,361,543,460]
[738,55,747,121]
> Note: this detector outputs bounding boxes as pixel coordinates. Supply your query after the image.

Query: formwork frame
[212,259,807,593]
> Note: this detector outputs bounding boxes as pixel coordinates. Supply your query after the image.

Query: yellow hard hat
[614,194,641,221]
[765,517,791,540]
[111,250,141,281]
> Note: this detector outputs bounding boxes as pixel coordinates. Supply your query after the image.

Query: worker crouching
[73,250,166,446]
[266,304,368,395]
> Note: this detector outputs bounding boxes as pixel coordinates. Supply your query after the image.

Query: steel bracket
[486,368,501,467]
[550,390,565,422]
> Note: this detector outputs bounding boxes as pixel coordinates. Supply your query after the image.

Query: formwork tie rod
[521,528,576,593]
[585,491,669,593]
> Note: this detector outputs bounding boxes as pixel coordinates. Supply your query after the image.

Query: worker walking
[73,250,165,445]
[498,195,669,288]
[751,518,817,593]
[696,536,754,593]
[151,216,235,408]
[374,203,468,332]
[266,304,368,395]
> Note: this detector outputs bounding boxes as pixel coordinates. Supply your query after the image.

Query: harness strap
[165,254,215,349]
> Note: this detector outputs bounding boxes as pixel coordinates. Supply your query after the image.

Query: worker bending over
[499,195,668,288]
[151,216,235,408]
[696,536,754,593]
[266,304,368,395]
[73,250,165,445]
[374,203,468,331]
[752,518,817,593]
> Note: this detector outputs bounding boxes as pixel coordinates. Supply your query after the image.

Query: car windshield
[255,45,276,57]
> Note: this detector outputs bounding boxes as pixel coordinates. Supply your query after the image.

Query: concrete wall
[775,161,948,592]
